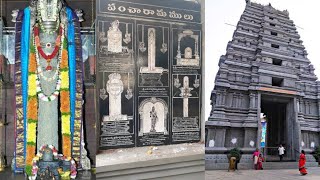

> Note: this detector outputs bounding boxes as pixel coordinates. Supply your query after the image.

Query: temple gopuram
[206,0,320,169]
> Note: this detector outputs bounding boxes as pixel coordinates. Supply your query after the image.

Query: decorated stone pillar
[256,92,262,149]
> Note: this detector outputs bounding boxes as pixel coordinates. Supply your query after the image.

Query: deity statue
[12,0,89,177]
[150,106,158,132]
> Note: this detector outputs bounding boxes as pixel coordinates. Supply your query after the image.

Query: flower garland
[25,33,39,177]
[34,24,63,102]
[60,26,72,158]
[26,22,72,176]
[34,25,62,71]
[30,145,77,179]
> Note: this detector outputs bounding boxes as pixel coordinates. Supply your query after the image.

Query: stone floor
[97,143,205,167]
[0,168,95,180]
[206,167,320,180]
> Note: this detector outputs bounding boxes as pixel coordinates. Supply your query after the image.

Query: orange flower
[29,54,37,72]
[62,136,71,157]
[26,145,36,165]
[60,91,70,98]
[27,98,38,120]
[60,103,70,113]
[60,91,70,112]
[60,50,69,68]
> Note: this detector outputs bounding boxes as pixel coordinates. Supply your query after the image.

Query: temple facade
[206,1,320,169]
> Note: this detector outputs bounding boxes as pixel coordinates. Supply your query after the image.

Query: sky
[204,0,320,119]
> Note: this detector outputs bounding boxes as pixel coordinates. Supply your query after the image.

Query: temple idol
[206,1,320,169]
[0,0,96,178]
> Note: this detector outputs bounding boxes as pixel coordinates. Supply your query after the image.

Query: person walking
[257,154,264,170]
[253,148,260,170]
[278,144,285,161]
[299,150,308,175]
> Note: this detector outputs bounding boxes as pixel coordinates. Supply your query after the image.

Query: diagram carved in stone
[123,23,131,44]
[104,73,128,121]
[176,30,200,66]
[140,28,167,86]
[107,20,122,53]
[193,75,200,88]
[160,27,168,53]
[179,76,193,117]
[125,73,133,100]
[140,28,164,74]
[174,75,181,88]
[100,73,108,100]
[139,97,168,136]
[139,25,147,52]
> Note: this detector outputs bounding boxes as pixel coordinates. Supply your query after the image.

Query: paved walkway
[206,167,320,180]
[97,143,204,167]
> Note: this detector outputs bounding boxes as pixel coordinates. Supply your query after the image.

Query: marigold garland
[25,34,38,176]
[60,33,72,158]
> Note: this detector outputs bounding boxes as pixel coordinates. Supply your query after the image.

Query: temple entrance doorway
[261,94,297,162]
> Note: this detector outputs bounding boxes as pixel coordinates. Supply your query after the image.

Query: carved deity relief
[107,20,123,53]
[104,73,128,121]
[150,106,158,132]
[139,97,168,135]
[184,47,193,59]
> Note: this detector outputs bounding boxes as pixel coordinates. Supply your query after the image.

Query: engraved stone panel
[97,0,202,149]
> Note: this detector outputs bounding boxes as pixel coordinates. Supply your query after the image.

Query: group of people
[252,145,308,176]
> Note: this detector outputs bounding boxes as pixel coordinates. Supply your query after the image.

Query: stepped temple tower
[206,1,320,169]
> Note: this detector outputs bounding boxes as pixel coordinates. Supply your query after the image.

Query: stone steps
[96,154,205,180]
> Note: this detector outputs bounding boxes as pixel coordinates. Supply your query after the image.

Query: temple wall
[301,131,320,150]
[206,127,257,149]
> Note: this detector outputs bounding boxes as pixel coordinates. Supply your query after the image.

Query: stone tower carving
[206,1,320,169]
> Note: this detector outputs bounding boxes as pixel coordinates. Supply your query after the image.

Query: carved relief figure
[107,20,123,53]
[139,97,168,135]
[104,73,128,121]
[150,106,158,132]
[184,47,193,59]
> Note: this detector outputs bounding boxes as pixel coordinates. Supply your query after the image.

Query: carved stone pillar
[232,93,237,107]
[238,94,243,108]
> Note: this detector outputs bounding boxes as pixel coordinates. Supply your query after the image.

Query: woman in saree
[253,148,260,170]
[257,154,264,170]
[299,150,308,175]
